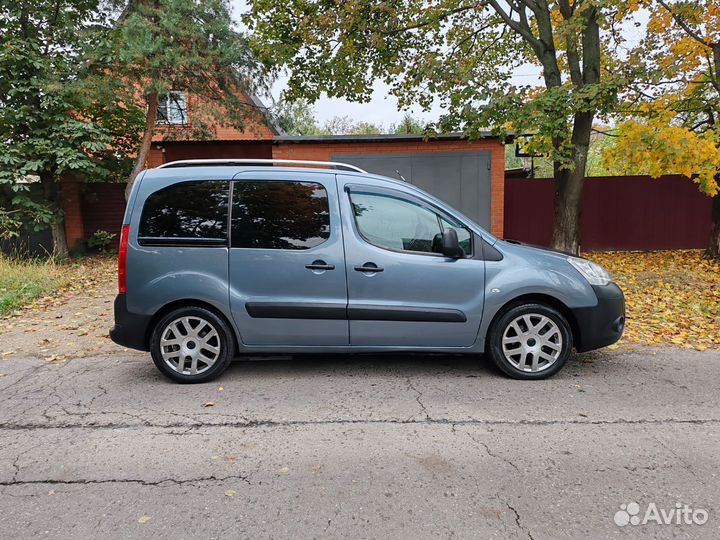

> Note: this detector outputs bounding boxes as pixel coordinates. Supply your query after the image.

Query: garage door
[332,150,492,229]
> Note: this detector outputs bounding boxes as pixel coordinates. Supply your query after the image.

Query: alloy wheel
[159,316,221,375]
[501,313,563,373]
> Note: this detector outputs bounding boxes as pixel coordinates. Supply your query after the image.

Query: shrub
[87,230,117,253]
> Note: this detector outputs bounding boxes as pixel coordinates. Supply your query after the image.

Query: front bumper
[109,294,151,351]
[571,283,625,352]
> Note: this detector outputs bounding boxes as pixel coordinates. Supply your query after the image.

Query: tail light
[118,224,130,294]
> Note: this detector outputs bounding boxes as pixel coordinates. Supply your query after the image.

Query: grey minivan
[110,159,624,383]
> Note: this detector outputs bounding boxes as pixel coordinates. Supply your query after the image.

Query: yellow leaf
[138,516,151,524]
[224,489,236,497]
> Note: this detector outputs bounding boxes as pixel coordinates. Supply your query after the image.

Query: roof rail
[155,158,366,173]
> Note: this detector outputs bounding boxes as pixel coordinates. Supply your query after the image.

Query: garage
[332,149,492,230]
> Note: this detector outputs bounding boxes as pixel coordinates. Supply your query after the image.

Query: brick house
[62,91,507,250]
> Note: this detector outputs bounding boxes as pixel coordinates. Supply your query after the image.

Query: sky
[231,1,648,127]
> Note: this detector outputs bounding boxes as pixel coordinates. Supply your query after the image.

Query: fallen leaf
[138,515,151,524]
[45,355,66,362]
[203,401,215,408]
[217,386,224,392]
[47,490,55,496]
[1,351,14,356]
[224,489,236,497]
[278,466,290,474]
[578,412,588,417]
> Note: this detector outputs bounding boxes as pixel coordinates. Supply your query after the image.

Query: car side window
[349,189,472,256]
[138,180,229,242]
[231,180,330,249]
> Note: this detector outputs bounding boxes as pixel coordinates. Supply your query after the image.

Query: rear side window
[231,181,330,249]
[138,181,229,243]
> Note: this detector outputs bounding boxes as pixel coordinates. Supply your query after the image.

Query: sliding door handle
[305,261,335,271]
[354,262,384,273]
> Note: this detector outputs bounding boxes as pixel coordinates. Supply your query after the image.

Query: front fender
[475,255,597,352]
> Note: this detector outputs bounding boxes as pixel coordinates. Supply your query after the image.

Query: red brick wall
[152,91,276,142]
[273,139,506,237]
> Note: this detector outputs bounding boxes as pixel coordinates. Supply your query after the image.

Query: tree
[270,99,387,135]
[390,113,426,135]
[109,0,271,197]
[246,0,640,253]
[607,0,720,261]
[0,0,142,256]
[270,99,320,135]
[315,115,383,135]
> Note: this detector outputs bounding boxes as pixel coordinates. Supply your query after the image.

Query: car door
[338,176,485,347]
[228,170,349,346]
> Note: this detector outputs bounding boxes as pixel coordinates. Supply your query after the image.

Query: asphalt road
[1,347,719,540]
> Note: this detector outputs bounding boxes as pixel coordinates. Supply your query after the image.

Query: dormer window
[157,91,187,125]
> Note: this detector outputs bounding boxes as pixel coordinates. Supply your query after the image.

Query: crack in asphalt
[0,473,253,488]
[504,501,534,540]
[405,377,430,421]
[0,417,718,431]
[466,433,521,472]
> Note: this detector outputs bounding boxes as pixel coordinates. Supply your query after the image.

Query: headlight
[567,256,613,286]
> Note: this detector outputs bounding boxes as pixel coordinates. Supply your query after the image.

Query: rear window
[138,181,229,243]
[231,181,330,249]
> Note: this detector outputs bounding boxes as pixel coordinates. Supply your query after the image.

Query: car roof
[143,164,408,188]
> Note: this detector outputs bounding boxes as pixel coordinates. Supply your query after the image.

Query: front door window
[349,189,472,257]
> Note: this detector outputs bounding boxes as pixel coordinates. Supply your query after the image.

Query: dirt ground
[0,257,129,360]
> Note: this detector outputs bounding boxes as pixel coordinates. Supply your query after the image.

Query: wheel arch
[146,299,240,353]
[484,293,580,351]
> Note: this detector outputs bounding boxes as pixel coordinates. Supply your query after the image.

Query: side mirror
[442,228,464,258]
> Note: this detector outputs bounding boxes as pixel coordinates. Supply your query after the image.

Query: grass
[0,255,64,316]
[0,254,115,320]
[587,250,720,350]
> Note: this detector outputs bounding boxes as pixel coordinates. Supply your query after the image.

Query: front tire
[150,306,235,383]
[487,303,572,380]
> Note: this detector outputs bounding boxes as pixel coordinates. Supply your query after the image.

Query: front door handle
[305,260,335,271]
[354,262,384,273]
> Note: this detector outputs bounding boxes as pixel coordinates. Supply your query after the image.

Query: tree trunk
[550,110,594,254]
[705,190,720,262]
[551,168,585,254]
[547,6,599,255]
[125,91,159,200]
[40,172,68,258]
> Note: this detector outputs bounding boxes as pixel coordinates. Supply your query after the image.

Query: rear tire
[150,306,235,383]
[487,303,572,380]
